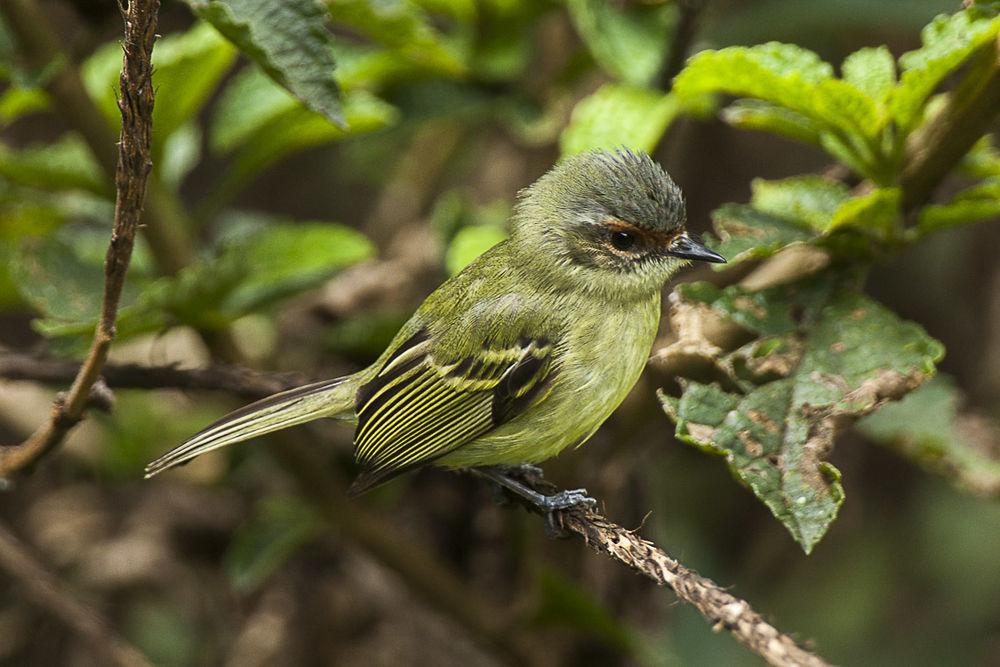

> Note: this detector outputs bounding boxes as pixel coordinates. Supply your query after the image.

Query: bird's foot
[474,466,597,538]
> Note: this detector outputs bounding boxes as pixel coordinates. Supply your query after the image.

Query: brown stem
[0,0,159,476]
[900,33,1000,213]
[1,0,194,274]
[0,520,154,667]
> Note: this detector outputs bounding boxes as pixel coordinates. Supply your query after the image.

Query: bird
[145,149,725,511]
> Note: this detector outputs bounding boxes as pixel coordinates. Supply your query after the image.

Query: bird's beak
[666,232,726,263]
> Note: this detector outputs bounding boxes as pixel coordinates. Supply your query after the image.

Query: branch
[0,353,309,401]
[0,0,159,476]
[0,520,154,667]
[1,0,194,273]
[509,475,831,667]
[901,32,1000,212]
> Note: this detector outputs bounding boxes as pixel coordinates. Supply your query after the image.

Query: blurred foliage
[0,0,999,665]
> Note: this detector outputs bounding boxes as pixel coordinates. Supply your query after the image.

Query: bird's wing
[349,327,555,494]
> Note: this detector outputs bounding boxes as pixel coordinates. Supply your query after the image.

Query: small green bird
[146,149,724,509]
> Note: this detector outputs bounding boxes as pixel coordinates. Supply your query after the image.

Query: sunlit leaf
[560,84,681,156]
[891,7,1000,133]
[566,0,677,86]
[751,176,850,231]
[445,224,507,275]
[326,0,465,75]
[917,178,1000,235]
[841,46,895,104]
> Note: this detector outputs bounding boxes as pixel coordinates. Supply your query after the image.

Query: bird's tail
[144,374,361,478]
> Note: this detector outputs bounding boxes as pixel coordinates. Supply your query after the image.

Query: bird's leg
[474,465,597,513]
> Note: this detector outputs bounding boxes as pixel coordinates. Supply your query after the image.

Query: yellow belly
[439,294,659,468]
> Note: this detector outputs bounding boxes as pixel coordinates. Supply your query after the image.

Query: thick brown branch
[0,0,159,476]
[0,520,154,667]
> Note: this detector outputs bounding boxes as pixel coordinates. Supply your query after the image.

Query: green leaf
[891,8,1000,133]
[225,496,322,592]
[166,217,374,328]
[662,279,944,552]
[566,0,677,86]
[721,100,822,147]
[9,229,164,342]
[82,21,237,155]
[841,46,896,104]
[0,86,49,127]
[751,176,851,231]
[326,0,465,76]
[445,224,507,275]
[828,187,901,237]
[0,134,107,196]
[216,86,397,199]
[858,375,1000,498]
[708,203,813,267]
[674,43,883,175]
[917,178,1000,235]
[190,0,344,127]
[159,123,202,192]
[559,84,681,156]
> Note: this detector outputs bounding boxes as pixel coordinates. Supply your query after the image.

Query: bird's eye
[609,230,636,252]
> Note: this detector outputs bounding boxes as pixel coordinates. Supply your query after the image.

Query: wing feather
[348,329,555,495]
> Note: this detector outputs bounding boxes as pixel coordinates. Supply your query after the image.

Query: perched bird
[145,149,724,510]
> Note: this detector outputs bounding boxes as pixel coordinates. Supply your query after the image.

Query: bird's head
[509,149,724,299]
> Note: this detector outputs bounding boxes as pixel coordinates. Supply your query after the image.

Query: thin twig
[0,354,309,401]
[0,520,154,667]
[505,474,830,667]
[1,0,194,273]
[0,0,159,477]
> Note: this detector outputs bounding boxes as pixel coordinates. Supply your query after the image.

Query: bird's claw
[535,488,597,512]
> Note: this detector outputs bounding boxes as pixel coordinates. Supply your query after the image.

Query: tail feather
[145,375,359,478]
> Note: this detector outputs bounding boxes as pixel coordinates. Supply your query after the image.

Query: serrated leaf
[82,21,237,156]
[917,178,1000,235]
[326,0,465,76]
[841,46,896,104]
[566,0,676,86]
[891,8,1000,133]
[189,0,344,127]
[674,43,884,175]
[857,375,1000,498]
[560,85,680,156]
[662,280,944,552]
[708,203,813,267]
[721,100,822,147]
[224,497,322,592]
[828,187,901,237]
[751,176,851,231]
[0,134,107,196]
